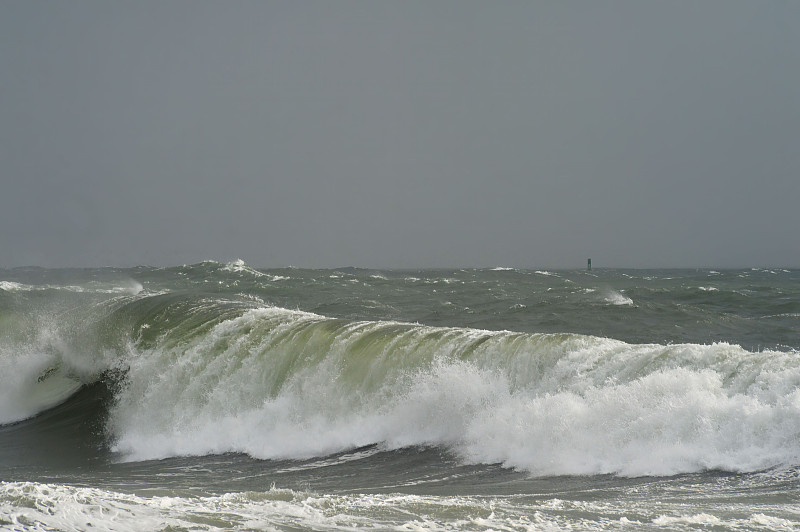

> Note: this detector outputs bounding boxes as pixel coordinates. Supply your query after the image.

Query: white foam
[462,365,800,476]
[650,512,798,530]
[0,280,143,295]
[8,481,794,532]
[0,482,649,532]
[0,281,29,292]
[603,290,634,306]
[653,513,722,526]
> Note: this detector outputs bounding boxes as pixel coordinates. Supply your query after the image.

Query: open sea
[1,261,799,531]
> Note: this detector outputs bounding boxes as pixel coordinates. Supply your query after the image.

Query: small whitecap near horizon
[222,259,267,277]
[0,281,30,292]
[603,290,634,306]
[125,280,144,295]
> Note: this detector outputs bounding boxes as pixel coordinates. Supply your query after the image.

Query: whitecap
[603,290,634,306]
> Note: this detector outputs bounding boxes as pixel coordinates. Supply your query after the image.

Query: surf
[98,299,800,477]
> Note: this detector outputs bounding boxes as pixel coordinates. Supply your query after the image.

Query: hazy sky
[1,1,798,269]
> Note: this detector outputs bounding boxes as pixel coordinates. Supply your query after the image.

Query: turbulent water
[1,261,799,530]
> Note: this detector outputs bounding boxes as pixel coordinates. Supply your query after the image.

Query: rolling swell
[3,282,800,478]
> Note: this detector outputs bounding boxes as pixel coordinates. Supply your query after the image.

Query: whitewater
[1,262,799,530]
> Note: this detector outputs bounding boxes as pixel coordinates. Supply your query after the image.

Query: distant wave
[602,289,635,306]
[0,280,142,295]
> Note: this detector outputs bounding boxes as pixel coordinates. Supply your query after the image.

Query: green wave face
[103,298,800,477]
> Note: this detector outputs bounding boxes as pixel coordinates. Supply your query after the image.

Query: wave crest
[104,303,800,476]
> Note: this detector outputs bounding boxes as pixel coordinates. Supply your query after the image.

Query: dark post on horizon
[588,258,592,271]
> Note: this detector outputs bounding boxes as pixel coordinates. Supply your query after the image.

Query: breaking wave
[2,287,800,477]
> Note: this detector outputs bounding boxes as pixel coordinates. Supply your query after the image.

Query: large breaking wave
[2,283,800,477]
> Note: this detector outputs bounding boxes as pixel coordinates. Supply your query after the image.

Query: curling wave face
[104,302,800,477]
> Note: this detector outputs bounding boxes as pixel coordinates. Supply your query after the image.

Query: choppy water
[1,261,799,530]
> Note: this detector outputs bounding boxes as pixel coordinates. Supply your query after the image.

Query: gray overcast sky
[1,1,798,269]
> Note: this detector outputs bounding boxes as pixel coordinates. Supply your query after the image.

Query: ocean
[1,261,799,531]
